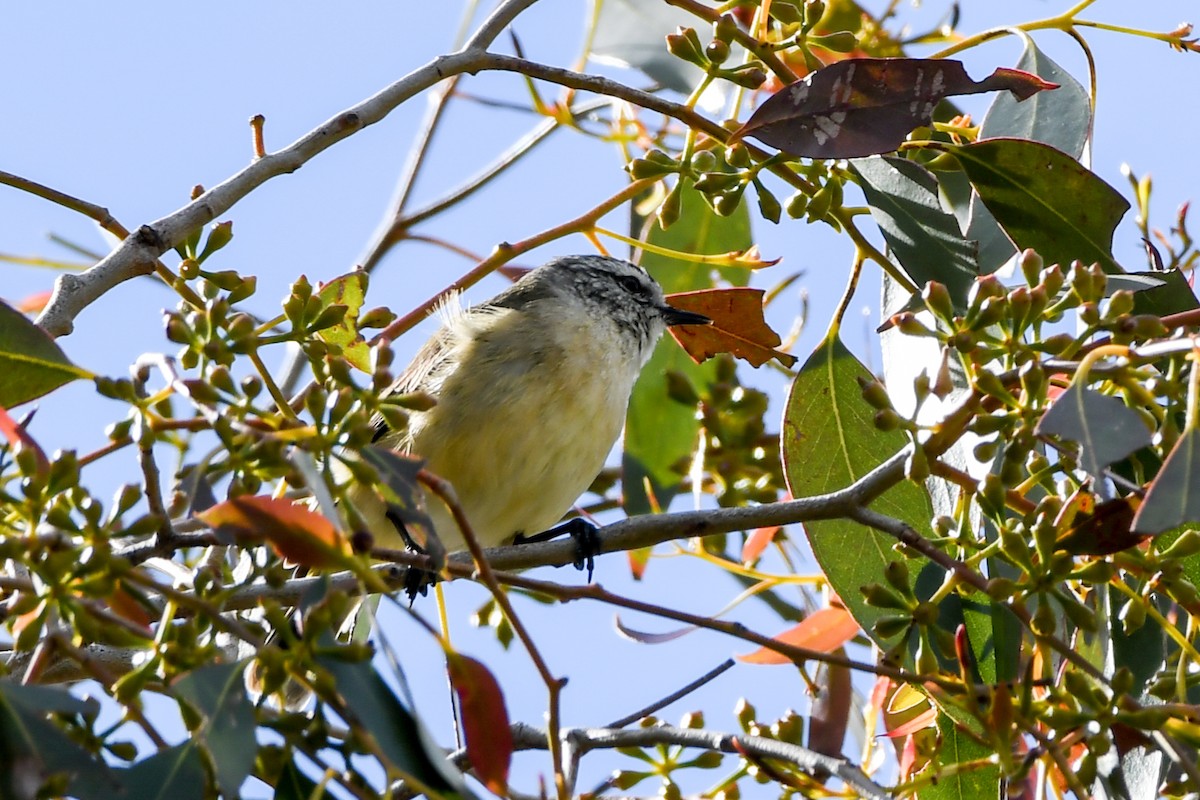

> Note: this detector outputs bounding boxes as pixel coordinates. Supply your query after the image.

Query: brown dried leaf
[199,495,349,568]
[666,287,796,367]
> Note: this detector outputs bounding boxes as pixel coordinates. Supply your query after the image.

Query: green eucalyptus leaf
[0,299,91,407]
[781,334,933,649]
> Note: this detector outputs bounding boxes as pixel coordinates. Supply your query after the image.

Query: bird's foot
[514,517,601,581]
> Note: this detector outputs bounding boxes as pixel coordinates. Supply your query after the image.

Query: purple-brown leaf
[730,58,1058,159]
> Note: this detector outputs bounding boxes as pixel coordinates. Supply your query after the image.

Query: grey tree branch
[496,721,891,800]
[33,0,541,338]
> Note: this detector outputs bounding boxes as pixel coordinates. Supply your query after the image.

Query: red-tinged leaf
[0,406,49,477]
[666,287,796,367]
[898,732,919,780]
[16,291,52,314]
[626,545,652,580]
[731,58,1056,159]
[735,606,860,664]
[615,615,697,644]
[886,704,938,739]
[107,582,157,628]
[446,654,512,795]
[807,656,851,757]
[741,525,780,565]
[198,495,349,568]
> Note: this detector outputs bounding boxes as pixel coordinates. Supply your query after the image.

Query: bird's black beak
[661,305,711,327]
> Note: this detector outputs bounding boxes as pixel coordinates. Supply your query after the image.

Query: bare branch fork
[33,0,540,337]
[33,0,732,338]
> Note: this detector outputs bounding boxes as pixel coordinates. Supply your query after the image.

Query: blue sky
[3,1,1199,795]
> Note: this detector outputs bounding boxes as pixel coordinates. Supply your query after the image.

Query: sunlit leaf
[731,59,1056,159]
[960,31,1092,272]
[316,270,371,372]
[741,524,780,565]
[735,606,860,664]
[666,287,795,367]
[1035,385,1151,480]
[447,654,512,795]
[934,138,1129,274]
[199,495,350,567]
[0,298,92,407]
[921,713,1000,799]
[0,405,49,477]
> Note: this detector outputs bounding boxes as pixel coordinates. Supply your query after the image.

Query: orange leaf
[198,495,349,567]
[666,288,797,368]
[741,525,780,565]
[0,405,48,477]
[16,291,52,314]
[108,582,157,628]
[447,654,512,795]
[735,606,860,664]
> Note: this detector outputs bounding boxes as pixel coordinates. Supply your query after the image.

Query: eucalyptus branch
[498,721,890,800]
[34,0,542,338]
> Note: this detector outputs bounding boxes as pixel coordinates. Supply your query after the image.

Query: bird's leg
[513,517,601,581]
[384,506,438,603]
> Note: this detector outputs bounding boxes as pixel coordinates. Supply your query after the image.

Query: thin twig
[605,659,735,728]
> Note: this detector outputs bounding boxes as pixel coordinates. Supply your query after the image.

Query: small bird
[346,254,711,560]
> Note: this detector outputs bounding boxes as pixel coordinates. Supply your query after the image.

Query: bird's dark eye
[616,274,645,296]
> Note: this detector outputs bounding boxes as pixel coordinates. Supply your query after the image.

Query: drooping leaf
[735,605,860,664]
[1133,427,1200,534]
[781,334,933,649]
[960,31,1092,272]
[625,183,751,518]
[807,655,852,758]
[590,0,705,94]
[1127,268,1200,317]
[665,287,796,367]
[0,298,92,407]
[853,155,979,303]
[741,524,780,565]
[314,645,470,796]
[446,654,512,795]
[316,271,371,372]
[934,138,1129,274]
[731,58,1056,159]
[198,495,350,568]
[615,615,698,644]
[981,33,1091,158]
[0,683,121,800]
[122,744,207,800]
[273,757,326,800]
[0,405,49,477]
[1035,385,1151,480]
[360,447,435,537]
[173,662,256,799]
